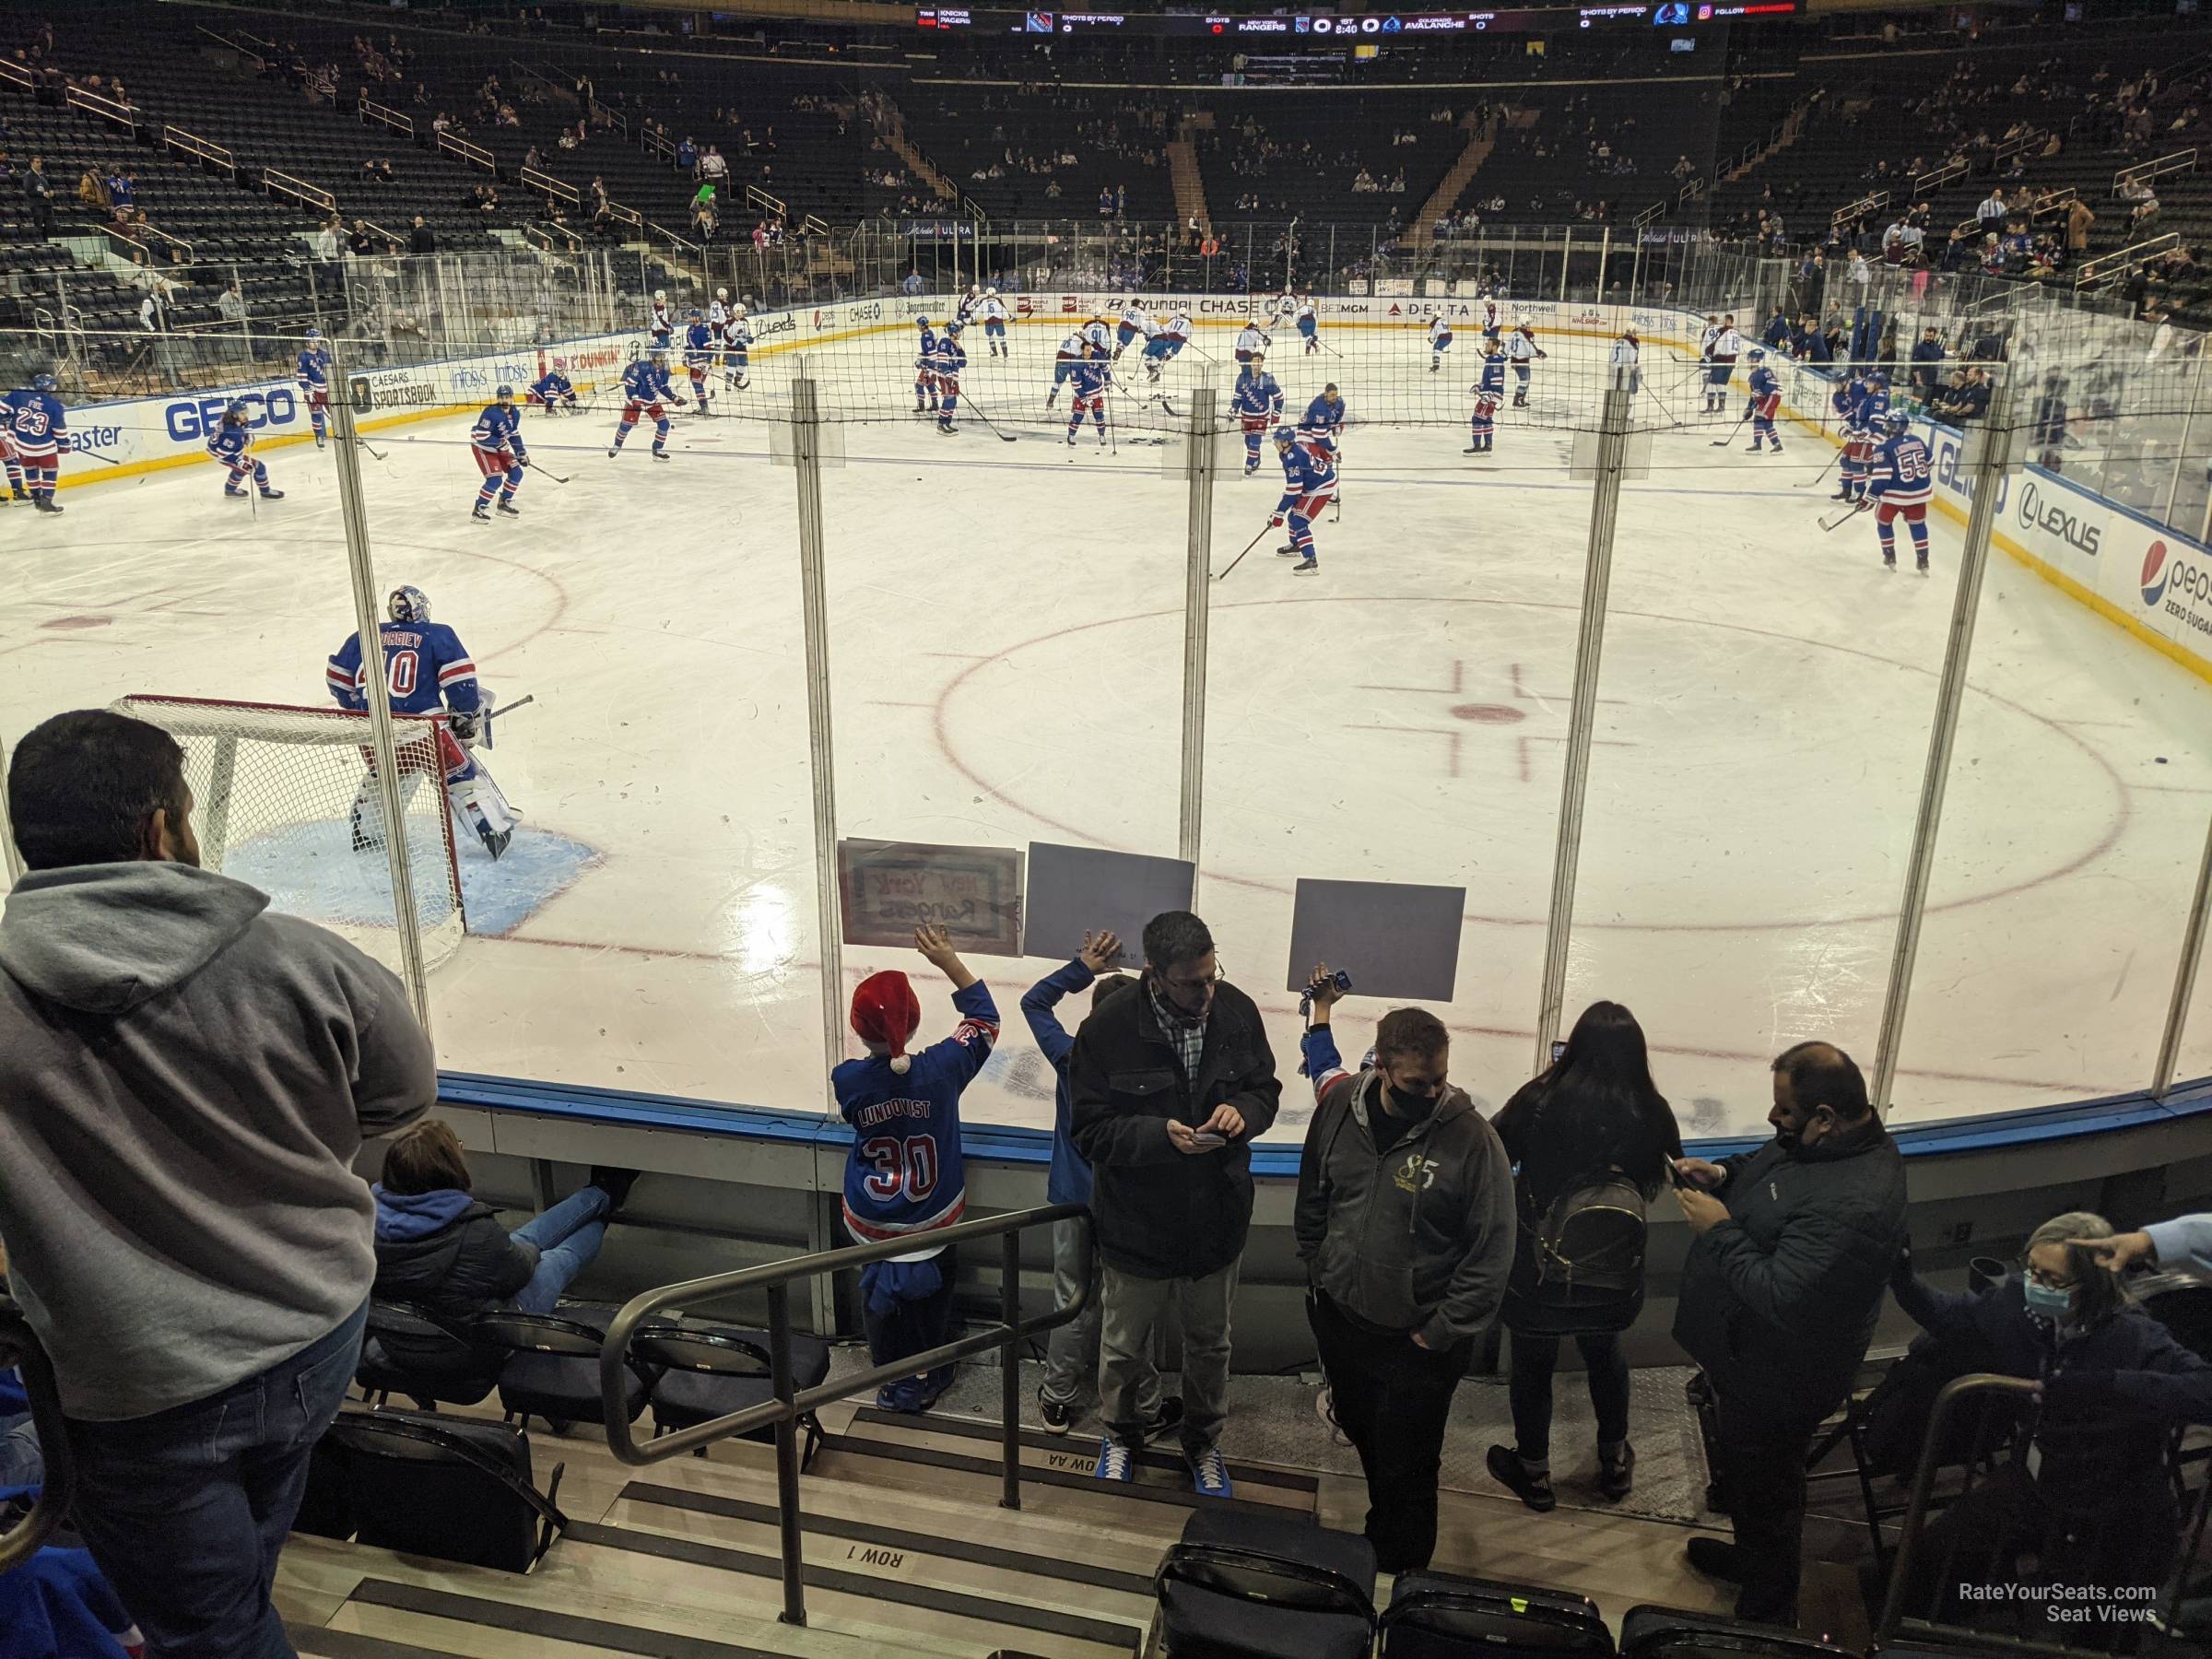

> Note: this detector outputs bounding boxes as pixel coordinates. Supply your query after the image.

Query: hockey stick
[486,694,535,722]
[68,447,124,466]
[958,392,1019,444]
[1212,518,1279,583]
[1818,498,1872,533]
[1794,446,1847,489]
[1709,411,1752,448]
[524,457,571,485]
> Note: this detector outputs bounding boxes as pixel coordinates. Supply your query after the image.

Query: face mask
[1387,1085,1440,1120]
[2023,1279,2074,1321]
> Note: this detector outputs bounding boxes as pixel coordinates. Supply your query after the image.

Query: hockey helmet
[1886,410,1912,437]
[732,306,747,320]
[984,286,997,298]
[716,287,728,301]
[1271,425,1297,447]
[222,401,248,426]
[688,307,702,320]
[1621,327,1639,340]
[947,319,964,335]
[1868,368,1891,387]
[495,383,515,402]
[553,357,568,371]
[31,371,58,392]
[388,585,431,624]
[654,288,666,302]
[915,315,931,331]
[1747,347,1765,363]
[304,326,323,343]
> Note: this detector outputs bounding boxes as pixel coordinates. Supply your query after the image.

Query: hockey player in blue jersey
[296,327,333,450]
[1231,355,1285,476]
[1065,351,1111,448]
[1299,385,1346,457]
[932,322,968,435]
[723,306,752,390]
[609,349,683,461]
[1745,348,1783,454]
[527,363,579,415]
[682,310,716,413]
[1464,343,1506,455]
[0,389,22,506]
[6,374,68,513]
[1272,427,1339,575]
[206,402,284,501]
[1869,410,1935,574]
[326,583,519,858]
[914,316,940,414]
[468,386,529,521]
[835,923,1000,1414]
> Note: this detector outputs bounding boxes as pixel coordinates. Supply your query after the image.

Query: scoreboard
[914,3,1796,33]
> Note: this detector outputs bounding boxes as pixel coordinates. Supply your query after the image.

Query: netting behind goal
[112,697,466,975]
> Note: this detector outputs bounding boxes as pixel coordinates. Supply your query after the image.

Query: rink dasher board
[41,292,2212,686]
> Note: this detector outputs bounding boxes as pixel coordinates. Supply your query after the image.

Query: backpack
[1504,1091,1651,1335]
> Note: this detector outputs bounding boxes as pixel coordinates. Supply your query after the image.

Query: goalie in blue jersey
[835,923,1000,1413]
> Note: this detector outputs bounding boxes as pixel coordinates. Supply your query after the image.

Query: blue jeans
[509,1185,611,1315]
[63,1299,368,1659]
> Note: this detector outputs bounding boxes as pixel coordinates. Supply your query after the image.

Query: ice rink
[7,313,2209,1143]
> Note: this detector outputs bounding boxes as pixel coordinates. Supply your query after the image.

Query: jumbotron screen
[914,2,1795,32]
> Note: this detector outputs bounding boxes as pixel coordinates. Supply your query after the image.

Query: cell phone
[1550,1041,1567,1064]
[1665,1159,1688,1189]
[1190,1130,1228,1148]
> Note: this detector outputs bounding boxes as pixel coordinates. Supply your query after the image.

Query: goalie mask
[388,584,431,624]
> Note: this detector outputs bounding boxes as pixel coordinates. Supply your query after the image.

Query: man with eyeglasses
[1070,911,1281,1499]
[1669,1041,1907,1628]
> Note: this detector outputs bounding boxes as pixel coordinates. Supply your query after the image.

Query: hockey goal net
[111,696,466,974]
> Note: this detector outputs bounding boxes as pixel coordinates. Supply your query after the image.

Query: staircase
[869,91,958,205]
[1170,113,1216,238]
[1410,109,1501,247]
[1722,92,1824,185]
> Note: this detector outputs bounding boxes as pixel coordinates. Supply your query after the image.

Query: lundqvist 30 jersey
[834,981,999,1245]
[1230,369,1283,421]
[296,346,331,394]
[1872,431,1934,504]
[327,620,481,716]
[624,359,677,403]
[470,402,526,457]
[6,388,68,455]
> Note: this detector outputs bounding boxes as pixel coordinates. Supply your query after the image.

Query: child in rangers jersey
[682,311,716,413]
[1506,322,1547,408]
[649,290,674,349]
[978,288,1009,359]
[1702,315,1742,414]
[527,363,579,414]
[932,323,968,435]
[1869,411,1935,574]
[723,307,753,390]
[205,402,284,501]
[468,386,529,520]
[608,349,683,460]
[835,924,999,1415]
[1065,353,1111,448]
[1272,426,1339,575]
[327,583,519,860]
[296,328,333,450]
[914,317,940,415]
[1744,349,1783,454]
[1048,327,1087,406]
[1142,313,1190,382]
[1427,314,1453,373]
[1295,297,1320,355]
[1112,306,1150,359]
[1231,355,1285,475]
[1233,318,1271,367]
[1299,384,1346,457]
[1465,346,1506,455]
[6,374,68,514]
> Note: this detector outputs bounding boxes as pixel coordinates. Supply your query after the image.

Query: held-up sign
[838,839,1025,956]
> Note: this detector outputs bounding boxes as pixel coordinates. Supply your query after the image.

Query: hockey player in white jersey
[957,283,983,326]
[1505,320,1547,408]
[723,306,753,391]
[1426,314,1453,373]
[1048,326,1087,407]
[1293,296,1320,355]
[978,288,1010,359]
[1233,317,1272,366]
[650,290,674,350]
[1112,304,1150,359]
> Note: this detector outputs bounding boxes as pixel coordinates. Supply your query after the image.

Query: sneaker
[1292,557,1319,575]
[1039,1390,1077,1436]
[1094,1437,1135,1483]
[877,1380,926,1414]
[1486,1444,1556,1512]
[1686,1535,1744,1583]
[589,1167,641,1210]
[1598,1443,1637,1502]
[1187,1444,1233,1500]
[1141,1397,1185,1442]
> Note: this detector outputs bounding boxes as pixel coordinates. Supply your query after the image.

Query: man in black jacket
[1672,1041,1906,1627]
[1070,911,1280,1499]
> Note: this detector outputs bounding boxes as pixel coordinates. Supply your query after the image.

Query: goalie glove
[448,710,481,747]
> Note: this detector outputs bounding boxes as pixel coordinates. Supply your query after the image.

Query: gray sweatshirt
[0,861,436,1420]
[1293,1065,1516,1349]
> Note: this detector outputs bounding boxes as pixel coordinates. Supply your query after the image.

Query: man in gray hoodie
[1293,974,1514,1572]
[0,709,437,1658]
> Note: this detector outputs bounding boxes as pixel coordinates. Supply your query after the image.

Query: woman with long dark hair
[1487,1001,1681,1511]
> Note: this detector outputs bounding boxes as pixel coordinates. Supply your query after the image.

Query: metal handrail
[164,124,237,177]
[265,168,336,216]
[0,60,37,93]
[600,1201,1093,1629]
[521,167,581,206]
[438,131,497,172]
[2115,147,2197,194]
[65,87,140,135]
[1833,189,1888,230]
[1909,158,1968,197]
[357,92,414,138]
[2075,229,2180,289]
[0,1301,74,1576]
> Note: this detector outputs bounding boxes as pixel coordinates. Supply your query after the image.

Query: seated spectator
[1879,1212,2212,1641]
[1487,1002,1681,1514]
[371,1119,635,1323]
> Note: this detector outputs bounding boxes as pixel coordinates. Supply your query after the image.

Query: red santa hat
[851,971,922,1070]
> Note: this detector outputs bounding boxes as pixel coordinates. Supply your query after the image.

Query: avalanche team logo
[2143,541,2171,606]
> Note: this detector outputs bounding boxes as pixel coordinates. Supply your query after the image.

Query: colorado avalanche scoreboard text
[915,2,1794,31]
